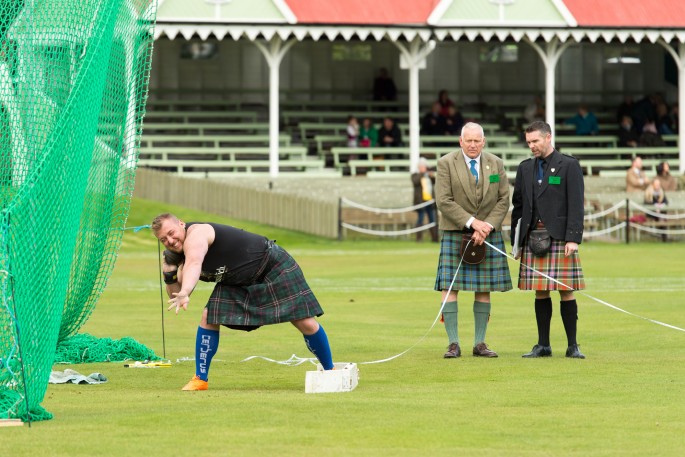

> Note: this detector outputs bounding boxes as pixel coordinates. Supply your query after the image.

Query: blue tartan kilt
[434,230,513,292]
[205,244,324,329]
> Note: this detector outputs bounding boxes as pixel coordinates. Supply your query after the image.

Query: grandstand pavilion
[147,0,685,177]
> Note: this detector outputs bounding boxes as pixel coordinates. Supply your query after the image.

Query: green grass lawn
[4,198,685,456]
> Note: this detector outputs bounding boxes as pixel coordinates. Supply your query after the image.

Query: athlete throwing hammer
[152,213,334,391]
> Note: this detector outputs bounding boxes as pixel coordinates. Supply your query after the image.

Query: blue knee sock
[303,325,334,370]
[195,326,220,381]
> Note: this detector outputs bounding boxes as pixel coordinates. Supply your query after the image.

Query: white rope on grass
[242,233,685,369]
[483,240,685,333]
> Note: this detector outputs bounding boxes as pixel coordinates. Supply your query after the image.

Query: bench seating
[144,111,259,123]
[555,135,619,148]
[146,99,243,111]
[283,110,410,125]
[142,122,270,135]
[139,145,308,162]
[140,134,291,149]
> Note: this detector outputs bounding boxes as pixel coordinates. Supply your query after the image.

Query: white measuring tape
[242,238,684,367]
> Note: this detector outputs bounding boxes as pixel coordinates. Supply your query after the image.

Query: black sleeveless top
[186,222,270,285]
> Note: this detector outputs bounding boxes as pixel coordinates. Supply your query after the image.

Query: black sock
[560,299,578,347]
[535,298,553,347]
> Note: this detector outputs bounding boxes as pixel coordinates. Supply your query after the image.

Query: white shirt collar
[461,150,481,168]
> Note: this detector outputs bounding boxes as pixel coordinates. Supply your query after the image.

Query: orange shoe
[182,375,208,391]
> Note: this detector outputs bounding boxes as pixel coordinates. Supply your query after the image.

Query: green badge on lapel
[549,176,561,185]
[489,174,500,183]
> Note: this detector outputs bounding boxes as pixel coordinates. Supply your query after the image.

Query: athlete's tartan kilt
[518,237,585,291]
[434,230,512,292]
[205,244,323,329]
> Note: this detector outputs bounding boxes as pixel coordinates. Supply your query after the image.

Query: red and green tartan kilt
[205,244,324,328]
[434,230,512,292]
[518,238,585,291]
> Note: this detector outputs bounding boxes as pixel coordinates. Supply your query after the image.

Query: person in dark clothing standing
[152,213,334,391]
[511,121,586,359]
[411,157,438,242]
[373,67,397,102]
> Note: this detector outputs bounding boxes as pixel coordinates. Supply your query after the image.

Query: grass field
[4,198,685,456]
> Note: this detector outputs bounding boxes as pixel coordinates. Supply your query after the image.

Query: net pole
[157,240,166,359]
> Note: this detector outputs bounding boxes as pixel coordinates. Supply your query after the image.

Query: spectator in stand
[639,118,665,147]
[411,157,438,243]
[644,178,668,207]
[444,105,465,136]
[631,94,658,133]
[616,95,634,123]
[421,102,446,136]
[656,161,678,191]
[655,102,675,135]
[358,117,378,147]
[524,95,545,124]
[670,104,679,132]
[373,67,397,102]
[378,117,402,148]
[437,89,455,117]
[617,115,640,148]
[626,156,650,192]
[346,115,359,147]
[564,104,599,136]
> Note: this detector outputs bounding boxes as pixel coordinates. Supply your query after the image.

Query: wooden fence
[134,168,340,238]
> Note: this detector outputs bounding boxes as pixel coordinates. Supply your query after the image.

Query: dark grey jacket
[511,149,584,246]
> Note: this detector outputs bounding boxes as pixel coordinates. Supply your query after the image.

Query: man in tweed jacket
[434,122,512,359]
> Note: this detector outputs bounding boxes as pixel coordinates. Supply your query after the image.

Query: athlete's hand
[168,291,189,314]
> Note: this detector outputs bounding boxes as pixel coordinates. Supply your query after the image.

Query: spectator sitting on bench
[626,156,650,192]
[444,105,465,136]
[358,117,378,147]
[437,89,455,117]
[564,104,599,136]
[617,115,639,148]
[656,161,677,191]
[656,102,675,135]
[524,95,545,124]
[639,119,665,147]
[378,117,403,148]
[346,115,359,147]
[421,102,446,136]
[644,178,668,207]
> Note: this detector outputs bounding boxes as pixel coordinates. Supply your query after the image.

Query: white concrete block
[304,362,359,393]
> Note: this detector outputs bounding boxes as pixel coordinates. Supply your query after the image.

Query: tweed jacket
[435,150,510,231]
[510,149,584,246]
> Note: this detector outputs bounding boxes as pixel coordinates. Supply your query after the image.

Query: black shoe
[565,344,585,359]
[444,342,461,358]
[522,344,552,358]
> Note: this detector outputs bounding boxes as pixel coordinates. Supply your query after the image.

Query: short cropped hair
[460,122,484,138]
[525,120,552,136]
[151,213,178,233]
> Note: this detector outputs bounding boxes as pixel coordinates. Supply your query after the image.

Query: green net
[0,0,156,422]
[54,333,161,364]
